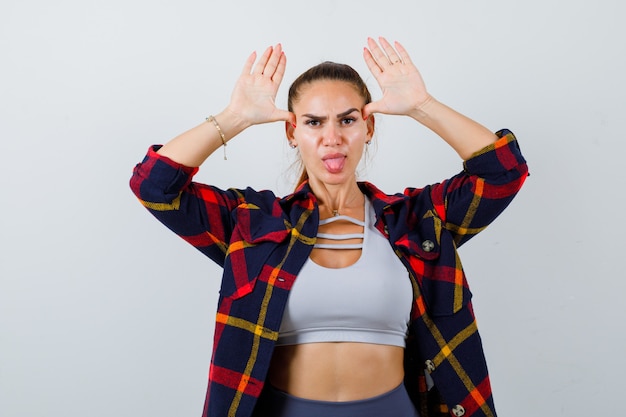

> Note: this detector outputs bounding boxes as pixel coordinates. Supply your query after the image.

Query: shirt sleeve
[425,129,528,247]
[129,145,244,267]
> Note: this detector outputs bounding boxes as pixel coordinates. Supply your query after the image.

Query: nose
[323,124,341,146]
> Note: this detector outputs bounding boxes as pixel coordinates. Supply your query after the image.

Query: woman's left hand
[362,37,432,119]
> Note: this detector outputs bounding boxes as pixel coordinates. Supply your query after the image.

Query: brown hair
[288,62,373,188]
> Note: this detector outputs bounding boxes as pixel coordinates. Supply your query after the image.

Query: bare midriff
[267,342,405,401]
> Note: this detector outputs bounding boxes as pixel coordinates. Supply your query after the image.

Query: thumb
[286,111,296,127]
[268,109,295,122]
[272,109,295,125]
[362,101,383,119]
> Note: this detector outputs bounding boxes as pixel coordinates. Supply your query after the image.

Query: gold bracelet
[206,115,227,160]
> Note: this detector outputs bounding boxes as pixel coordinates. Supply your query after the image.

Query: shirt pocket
[394,210,442,261]
[398,211,472,316]
[220,204,291,300]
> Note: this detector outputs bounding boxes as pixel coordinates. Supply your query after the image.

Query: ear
[285,121,295,141]
[365,114,375,140]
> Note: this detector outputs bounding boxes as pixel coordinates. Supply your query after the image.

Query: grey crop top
[276,197,413,347]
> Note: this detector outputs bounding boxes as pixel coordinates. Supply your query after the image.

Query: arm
[362,37,496,160]
[130,44,295,264]
[363,37,527,244]
[130,146,246,266]
[423,130,528,246]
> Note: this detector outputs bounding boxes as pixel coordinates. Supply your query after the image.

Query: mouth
[322,153,346,173]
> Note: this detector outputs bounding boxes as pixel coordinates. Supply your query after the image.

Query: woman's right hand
[155,44,293,167]
[225,44,295,128]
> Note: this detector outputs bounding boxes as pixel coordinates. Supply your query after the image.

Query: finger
[394,41,414,66]
[286,111,296,127]
[364,99,392,118]
[366,37,392,67]
[263,43,283,78]
[362,103,372,120]
[252,46,273,75]
[379,37,402,65]
[241,51,257,76]
[362,102,380,119]
[363,47,383,77]
[272,51,287,84]
[272,108,294,123]
[362,103,377,119]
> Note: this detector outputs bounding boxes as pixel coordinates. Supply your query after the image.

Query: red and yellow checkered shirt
[130,129,528,417]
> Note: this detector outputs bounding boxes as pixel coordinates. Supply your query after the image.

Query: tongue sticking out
[323,157,345,173]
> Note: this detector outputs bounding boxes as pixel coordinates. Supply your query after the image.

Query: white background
[1,0,624,416]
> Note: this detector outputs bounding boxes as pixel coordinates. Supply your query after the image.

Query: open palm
[363,37,432,119]
[227,44,293,127]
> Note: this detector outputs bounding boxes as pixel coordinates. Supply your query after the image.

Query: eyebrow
[301,108,360,120]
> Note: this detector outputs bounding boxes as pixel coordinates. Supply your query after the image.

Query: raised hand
[226,44,294,127]
[362,37,432,119]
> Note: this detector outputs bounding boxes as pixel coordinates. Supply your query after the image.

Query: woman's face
[287,80,374,187]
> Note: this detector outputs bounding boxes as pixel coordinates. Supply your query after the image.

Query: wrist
[408,94,437,121]
[215,107,252,142]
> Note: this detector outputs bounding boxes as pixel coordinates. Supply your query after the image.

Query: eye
[304,119,321,127]
[341,117,357,125]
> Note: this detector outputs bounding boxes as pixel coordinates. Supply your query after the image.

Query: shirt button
[425,360,436,372]
[422,240,435,252]
[452,404,466,416]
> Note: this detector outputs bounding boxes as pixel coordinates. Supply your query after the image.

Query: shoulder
[359,181,434,215]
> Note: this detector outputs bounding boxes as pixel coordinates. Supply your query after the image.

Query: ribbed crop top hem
[277,327,408,347]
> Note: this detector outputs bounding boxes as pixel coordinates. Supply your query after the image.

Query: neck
[308,179,364,217]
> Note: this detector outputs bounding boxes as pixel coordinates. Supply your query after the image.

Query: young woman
[130,37,528,417]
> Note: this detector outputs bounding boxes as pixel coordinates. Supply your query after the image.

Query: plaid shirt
[130,129,528,417]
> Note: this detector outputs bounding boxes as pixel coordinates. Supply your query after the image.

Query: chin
[322,172,355,186]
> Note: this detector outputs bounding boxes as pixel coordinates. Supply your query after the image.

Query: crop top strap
[314,213,366,250]
[318,215,365,226]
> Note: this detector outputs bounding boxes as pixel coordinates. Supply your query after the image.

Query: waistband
[253,382,420,417]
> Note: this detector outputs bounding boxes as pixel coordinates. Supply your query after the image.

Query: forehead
[293,80,365,110]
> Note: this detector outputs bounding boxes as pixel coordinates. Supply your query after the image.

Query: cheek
[294,137,318,160]
[294,130,319,148]
[347,125,370,142]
